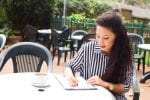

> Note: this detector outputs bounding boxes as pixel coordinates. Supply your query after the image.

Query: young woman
[65,11,133,100]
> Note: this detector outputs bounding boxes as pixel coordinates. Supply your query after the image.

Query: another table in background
[71,35,84,51]
[38,29,62,34]
[138,44,150,83]
[37,29,62,49]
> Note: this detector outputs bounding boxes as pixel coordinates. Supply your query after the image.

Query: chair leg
[52,48,56,61]
[64,52,68,62]
[70,51,73,59]
[137,59,140,71]
[57,50,62,65]
[70,51,72,59]
[143,58,145,75]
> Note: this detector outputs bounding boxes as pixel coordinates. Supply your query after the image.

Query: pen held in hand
[68,76,79,87]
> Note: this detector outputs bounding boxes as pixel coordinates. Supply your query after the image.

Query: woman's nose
[98,38,104,43]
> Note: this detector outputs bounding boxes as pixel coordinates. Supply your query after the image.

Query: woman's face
[96,25,116,54]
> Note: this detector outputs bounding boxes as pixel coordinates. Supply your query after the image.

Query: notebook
[55,74,97,90]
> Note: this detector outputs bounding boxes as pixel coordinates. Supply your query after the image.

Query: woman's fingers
[87,79,95,84]
[63,68,79,87]
[68,76,78,87]
[87,75,101,85]
[87,76,96,84]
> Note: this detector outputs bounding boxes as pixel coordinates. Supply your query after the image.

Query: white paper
[55,74,97,90]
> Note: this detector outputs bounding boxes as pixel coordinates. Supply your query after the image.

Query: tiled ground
[0,48,150,100]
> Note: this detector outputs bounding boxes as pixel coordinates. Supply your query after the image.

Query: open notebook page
[55,74,97,90]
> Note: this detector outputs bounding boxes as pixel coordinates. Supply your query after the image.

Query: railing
[143,24,150,43]
[50,16,150,43]
[50,16,96,34]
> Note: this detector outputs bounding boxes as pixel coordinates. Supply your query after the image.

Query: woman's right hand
[63,67,78,87]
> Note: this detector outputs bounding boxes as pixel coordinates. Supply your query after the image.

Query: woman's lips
[100,45,106,48]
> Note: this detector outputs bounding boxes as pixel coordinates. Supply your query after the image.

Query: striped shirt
[67,40,133,100]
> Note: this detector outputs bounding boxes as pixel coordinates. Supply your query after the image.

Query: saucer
[32,83,50,88]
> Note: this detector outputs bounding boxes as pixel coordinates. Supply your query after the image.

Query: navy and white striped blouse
[67,40,133,100]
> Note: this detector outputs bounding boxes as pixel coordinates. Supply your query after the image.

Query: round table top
[71,35,83,40]
[38,29,52,34]
[38,29,62,34]
[138,44,150,50]
[0,73,115,100]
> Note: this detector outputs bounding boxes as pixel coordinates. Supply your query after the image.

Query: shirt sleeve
[66,45,84,74]
[123,64,133,92]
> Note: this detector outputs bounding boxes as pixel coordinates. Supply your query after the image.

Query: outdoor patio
[0,47,150,100]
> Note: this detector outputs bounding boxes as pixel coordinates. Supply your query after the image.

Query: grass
[134,51,150,65]
[145,51,150,65]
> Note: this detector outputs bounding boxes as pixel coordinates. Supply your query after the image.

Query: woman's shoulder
[82,40,96,47]
[82,40,105,55]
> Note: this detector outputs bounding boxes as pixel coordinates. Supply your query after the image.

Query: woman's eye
[96,36,100,38]
[103,37,109,39]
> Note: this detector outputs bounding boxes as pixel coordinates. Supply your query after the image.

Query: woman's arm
[87,75,125,93]
[103,81,124,93]
[87,64,133,93]
[66,45,84,74]
[64,45,85,86]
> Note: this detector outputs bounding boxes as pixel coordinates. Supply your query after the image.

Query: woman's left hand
[87,75,106,86]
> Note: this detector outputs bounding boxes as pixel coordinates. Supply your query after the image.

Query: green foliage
[0,6,8,28]
[88,1,112,17]
[0,27,13,36]
[2,0,54,32]
[68,13,86,20]
[0,6,12,36]
[54,0,112,18]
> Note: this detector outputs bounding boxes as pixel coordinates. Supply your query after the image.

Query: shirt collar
[94,41,102,53]
[93,41,108,57]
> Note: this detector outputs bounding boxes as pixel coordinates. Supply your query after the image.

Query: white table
[138,44,150,50]
[37,29,62,48]
[71,35,84,51]
[0,73,115,100]
[38,29,62,34]
[138,44,150,83]
[38,29,52,34]
[71,35,83,40]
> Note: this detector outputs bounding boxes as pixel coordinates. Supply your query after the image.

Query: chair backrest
[61,28,70,42]
[71,30,88,38]
[0,42,52,73]
[0,34,6,51]
[127,33,144,54]
[23,25,38,42]
[51,29,62,46]
[77,33,96,49]
[81,33,96,44]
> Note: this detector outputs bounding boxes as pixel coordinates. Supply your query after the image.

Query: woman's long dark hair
[96,11,132,83]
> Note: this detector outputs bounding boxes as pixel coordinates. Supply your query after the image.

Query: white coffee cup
[32,72,49,87]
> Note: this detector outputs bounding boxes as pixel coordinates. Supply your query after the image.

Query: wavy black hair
[96,11,132,83]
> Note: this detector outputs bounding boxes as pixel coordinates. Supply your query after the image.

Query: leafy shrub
[2,0,54,32]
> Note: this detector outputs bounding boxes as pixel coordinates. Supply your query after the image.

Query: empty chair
[61,28,71,41]
[0,42,52,73]
[51,28,72,65]
[0,34,6,52]
[23,24,38,42]
[23,24,50,48]
[71,30,88,53]
[71,30,88,37]
[79,33,96,49]
[127,33,145,74]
